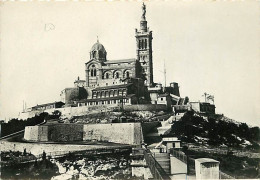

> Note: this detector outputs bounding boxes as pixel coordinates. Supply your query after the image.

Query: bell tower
[135,3,153,87]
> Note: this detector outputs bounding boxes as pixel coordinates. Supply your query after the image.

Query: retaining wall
[24,123,143,145]
[123,104,167,112]
[83,123,143,145]
[24,126,48,141]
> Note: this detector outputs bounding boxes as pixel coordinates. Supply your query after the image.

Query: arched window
[115,72,119,79]
[109,90,113,97]
[90,64,97,77]
[141,40,144,49]
[126,71,130,78]
[139,40,141,49]
[145,39,147,49]
[106,73,109,79]
[92,51,96,58]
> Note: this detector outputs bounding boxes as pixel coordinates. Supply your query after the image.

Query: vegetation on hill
[186,149,259,179]
[169,111,260,150]
[0,112,61,137]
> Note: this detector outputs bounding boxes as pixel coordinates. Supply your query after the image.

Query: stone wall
[123,104,167,112]
[83,123,143,145]
[48,124,83,142]
[24,123,143,145]
[19,104,166,120]
[24,126,39,141]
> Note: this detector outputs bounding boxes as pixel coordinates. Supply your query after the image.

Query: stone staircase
[153,152,171,174]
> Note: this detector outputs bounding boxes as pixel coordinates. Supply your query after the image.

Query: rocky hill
[169,111,260,150]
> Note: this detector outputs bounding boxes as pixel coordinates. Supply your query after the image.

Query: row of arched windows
[89,64,131,79]
[90,50,106,59]
[93,89,127,99]
[102,71,130,79]
[139,39,148,49]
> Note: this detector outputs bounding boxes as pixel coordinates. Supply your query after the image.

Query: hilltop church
[58,3,181,108]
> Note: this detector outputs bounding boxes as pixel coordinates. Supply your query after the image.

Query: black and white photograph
[0,1,259,179]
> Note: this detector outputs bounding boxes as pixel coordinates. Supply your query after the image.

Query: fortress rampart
[24,123,143,145]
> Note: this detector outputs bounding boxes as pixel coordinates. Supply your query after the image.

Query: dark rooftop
[93,83,133,91]
[105,58,136,64]
[31,101,64,108]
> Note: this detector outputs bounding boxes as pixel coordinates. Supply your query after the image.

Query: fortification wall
[19,104,165,120]
[24,123,143,145]
[123,104,167,111]
[83,123,143,145]
[44,105,119,118]
[24,126,39,141]
[48,124,83,142]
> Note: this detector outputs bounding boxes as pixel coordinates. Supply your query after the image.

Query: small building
[195,158,220,180]
[157,94,172,110]
[74,77,86,87]
[60,87,88,104]
[162,137,181,152]
[31,101,65,111]
[165,82,180,97]
[189,102,215,114]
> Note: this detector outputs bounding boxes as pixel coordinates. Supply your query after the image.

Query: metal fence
[143,149,171,180]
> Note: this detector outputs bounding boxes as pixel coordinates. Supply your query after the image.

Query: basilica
[60,3,181,108]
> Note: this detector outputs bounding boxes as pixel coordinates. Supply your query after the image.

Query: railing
[170,149,237,178]
[170,149,196,175]
[143,149,171,180]
[0,119,46,140]
[170,149,187,164]
[220,171,236,179]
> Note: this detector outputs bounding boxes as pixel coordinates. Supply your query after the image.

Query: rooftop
[31,101,64,108]
[105,58,136,64]
[158,94,170,97]
[196,158,219,164]
[93,83,133,91]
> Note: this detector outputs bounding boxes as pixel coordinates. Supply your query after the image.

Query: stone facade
[24,123,144,145]
[24,3,183,113]
[59,3,155,107]
[135,3,153,86]
[60,87,88,105]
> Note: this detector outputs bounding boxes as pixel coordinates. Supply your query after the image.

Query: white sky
[0,1,259,126]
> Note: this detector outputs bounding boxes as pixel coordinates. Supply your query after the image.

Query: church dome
[90,40,107,61]
[91,41,106,53]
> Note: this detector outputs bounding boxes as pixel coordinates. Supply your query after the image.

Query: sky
[0,1,259,126]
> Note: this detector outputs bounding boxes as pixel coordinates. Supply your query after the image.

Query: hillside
[169,111,260,150]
